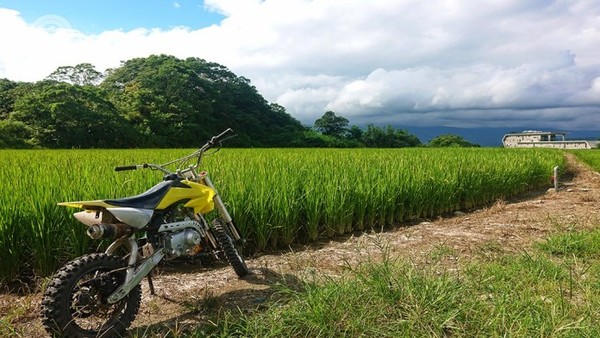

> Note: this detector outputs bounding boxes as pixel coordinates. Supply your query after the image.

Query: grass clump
[205,245,600,337]
[214,260,466,337]
[538,229,600,258]
[462,253,597,337]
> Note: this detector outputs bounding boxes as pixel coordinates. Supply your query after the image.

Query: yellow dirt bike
[41,128,249,337]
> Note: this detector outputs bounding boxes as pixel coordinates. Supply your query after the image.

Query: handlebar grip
[209,128,234,145]
[114,165,138,172]
[115,164,148,172]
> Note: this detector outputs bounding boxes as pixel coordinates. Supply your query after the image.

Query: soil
[2,153,599,337]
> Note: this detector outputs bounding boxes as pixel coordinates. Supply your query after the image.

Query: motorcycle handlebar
[114,164,148,172]
[208,128,234,147]
[115,128,234,175]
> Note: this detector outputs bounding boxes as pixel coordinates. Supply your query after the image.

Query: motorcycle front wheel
[212,219,250,277]
[41,253,142,338]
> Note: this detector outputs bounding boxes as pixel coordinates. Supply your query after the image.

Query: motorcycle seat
[105,180,174,209]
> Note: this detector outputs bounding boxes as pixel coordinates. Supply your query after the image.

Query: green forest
[0,54,474,149]
[0,55,308,148]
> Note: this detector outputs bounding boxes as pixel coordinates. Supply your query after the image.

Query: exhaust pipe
[87,223,131,239]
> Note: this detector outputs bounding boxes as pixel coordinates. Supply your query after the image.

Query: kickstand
[147,271,155,295]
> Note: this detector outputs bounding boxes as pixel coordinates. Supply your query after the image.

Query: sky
[0,0,599,130]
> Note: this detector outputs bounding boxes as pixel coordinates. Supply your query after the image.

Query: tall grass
[0,148,564,284]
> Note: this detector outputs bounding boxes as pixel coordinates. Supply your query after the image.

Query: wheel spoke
[41,253,141,337]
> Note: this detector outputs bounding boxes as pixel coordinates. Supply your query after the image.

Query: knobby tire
[212,219,250,277]
[41,253,141,338]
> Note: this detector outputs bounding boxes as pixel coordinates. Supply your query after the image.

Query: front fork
[202,175,243,242]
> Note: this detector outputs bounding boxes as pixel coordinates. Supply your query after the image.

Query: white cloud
[1,0,599,129]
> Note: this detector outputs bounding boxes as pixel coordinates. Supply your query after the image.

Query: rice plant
[571,149,600,172]
[0,148,564,284]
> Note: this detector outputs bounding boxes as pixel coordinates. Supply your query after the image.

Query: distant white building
[502,130,599,149]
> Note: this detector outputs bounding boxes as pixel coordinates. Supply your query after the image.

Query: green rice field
[0,148,565,285]
[571,150,600,172]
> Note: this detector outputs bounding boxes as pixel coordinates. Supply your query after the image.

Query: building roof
[504,130,567,136]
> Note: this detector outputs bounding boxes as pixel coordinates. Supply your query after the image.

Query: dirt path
[2,154,600,336]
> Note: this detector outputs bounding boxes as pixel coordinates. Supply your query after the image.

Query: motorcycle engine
[164,229,202,257]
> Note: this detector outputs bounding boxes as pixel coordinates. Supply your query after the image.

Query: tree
[2,54,331,148]
[362,124,421,148]
[102,54,305,147]
[0,79,19,118]
[11,81,134,148]
[46,63,104,86]
[0,120,32,148]
[427,134,480,148]
[314,111,349,138]
[346,125,363,141]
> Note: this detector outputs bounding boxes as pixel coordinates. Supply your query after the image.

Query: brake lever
[220,133,238,143]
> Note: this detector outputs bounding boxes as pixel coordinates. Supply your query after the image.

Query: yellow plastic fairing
[156,180,215,214]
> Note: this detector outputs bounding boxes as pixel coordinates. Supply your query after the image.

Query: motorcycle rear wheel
[41,253,142,338]
[212,219,250,277]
